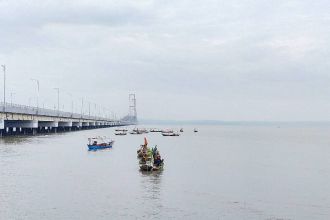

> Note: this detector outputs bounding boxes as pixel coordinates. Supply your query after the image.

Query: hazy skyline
[1,0,330,121]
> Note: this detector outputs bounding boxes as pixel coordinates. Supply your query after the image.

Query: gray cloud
[0,0,330,120]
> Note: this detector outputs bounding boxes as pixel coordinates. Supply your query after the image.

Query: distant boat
[150,128,162,132]
[133,128,149,133]
[180,128,183,132]
[162,132,180,136]
[194,128,198,133]
[130,130,143,135]
[87,137,114,151]
[115,128,128,132]
[161,129,174,133]
[115,131,127,136]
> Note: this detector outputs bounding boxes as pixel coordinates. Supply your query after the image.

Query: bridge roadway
[0,103,131,137]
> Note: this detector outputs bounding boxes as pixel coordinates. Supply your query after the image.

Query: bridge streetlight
[88,101,91,118]
[81,97,84,118]
[67,93,73,116]
[1,65,6,114]
[10,92,15,106]
[53,88,60,116]
[30,78,39,114]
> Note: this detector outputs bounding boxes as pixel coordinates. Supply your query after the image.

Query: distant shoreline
[139,120,330,126]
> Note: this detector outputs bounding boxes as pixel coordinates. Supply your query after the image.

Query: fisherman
[154,154,162,167]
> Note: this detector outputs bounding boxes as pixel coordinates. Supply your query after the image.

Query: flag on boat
[144,137,148,146]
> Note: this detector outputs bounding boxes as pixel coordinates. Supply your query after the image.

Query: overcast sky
[0,0,330,121]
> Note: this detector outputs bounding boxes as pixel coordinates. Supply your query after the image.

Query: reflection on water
[139,172,163,219]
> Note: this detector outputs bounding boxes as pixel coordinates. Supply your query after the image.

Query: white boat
[162,131,180,136]
[115,131,127,135]
[115,128,128,132]
[133,128,149,133]
[161,129,174,133]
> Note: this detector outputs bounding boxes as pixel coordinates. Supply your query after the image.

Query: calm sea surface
[1,124,330,220]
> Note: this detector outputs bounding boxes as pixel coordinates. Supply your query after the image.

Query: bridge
[0,99,137,137]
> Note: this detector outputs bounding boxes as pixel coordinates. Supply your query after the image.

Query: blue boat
[87,137,114,151]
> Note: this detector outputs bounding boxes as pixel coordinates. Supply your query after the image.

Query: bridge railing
[0,102,114,121]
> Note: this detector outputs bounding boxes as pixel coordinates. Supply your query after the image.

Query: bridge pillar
[0,119,4,137]
[39,121,58,134]
[72,122,82,131]
[5,120,38,135]
[89,122,96,128]
[58,121,72,132]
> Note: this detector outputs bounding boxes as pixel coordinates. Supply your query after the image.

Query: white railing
[0,102,114,121]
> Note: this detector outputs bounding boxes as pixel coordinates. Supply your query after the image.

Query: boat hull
[88,144,113,151]
[140,164,164,172]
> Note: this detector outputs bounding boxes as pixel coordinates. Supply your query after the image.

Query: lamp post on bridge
[67,93,73,116]
[1,65,6,114]
[53,88,60,116]
[10,92,15,106]
[31,78,39,114]
[81,97,84,118]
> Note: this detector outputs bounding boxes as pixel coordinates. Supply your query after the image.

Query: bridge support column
[72,122,82,131]
[0,119,4,137]
[58,121,72,132]
[39,121,58,134]
[5,120,38,136]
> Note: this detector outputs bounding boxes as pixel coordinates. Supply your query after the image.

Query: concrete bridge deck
[0,102,133,137]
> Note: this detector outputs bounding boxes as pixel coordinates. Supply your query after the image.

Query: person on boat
[154,154,163,167]
[152,146,158,158]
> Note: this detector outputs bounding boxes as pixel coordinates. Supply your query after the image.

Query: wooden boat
[140,161,164,172]
[115,128,128,132]
[138,137,164,172]
[194,128,198,132]
[162,132,180,136]
[161,129,173,133]
[87,137,114,151]
[150,128,162,132]
[115,131,127,135]
[130,130,143,134]
[133,128,149,133]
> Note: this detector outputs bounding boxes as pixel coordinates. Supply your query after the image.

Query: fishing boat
[162,132,180,136]
[133,128,149,133]
[161,129,174,133]
[180,128,183,132]
[115,131,127,135]
[150,128,162,132]
[194,128,198,132]
[87,137,114,151]
[130,130,144,135]
[140,162,164,172]
[138,138,164,172]
[115,128,128,132]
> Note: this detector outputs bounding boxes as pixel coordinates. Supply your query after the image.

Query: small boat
[180,128,183,132]
[161,129,174,133]
[194,128,198,132]
[150,128,162,132]
[140,162,164,172]
[162,132,180,136]
[133,128,149,133]
[130,130,144,135]
[138,138,164,172]
[115,131,127,135]
[115,128,128,132]
[87,137,114,151]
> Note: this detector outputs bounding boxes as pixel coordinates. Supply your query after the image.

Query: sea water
[1,124,330,219]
